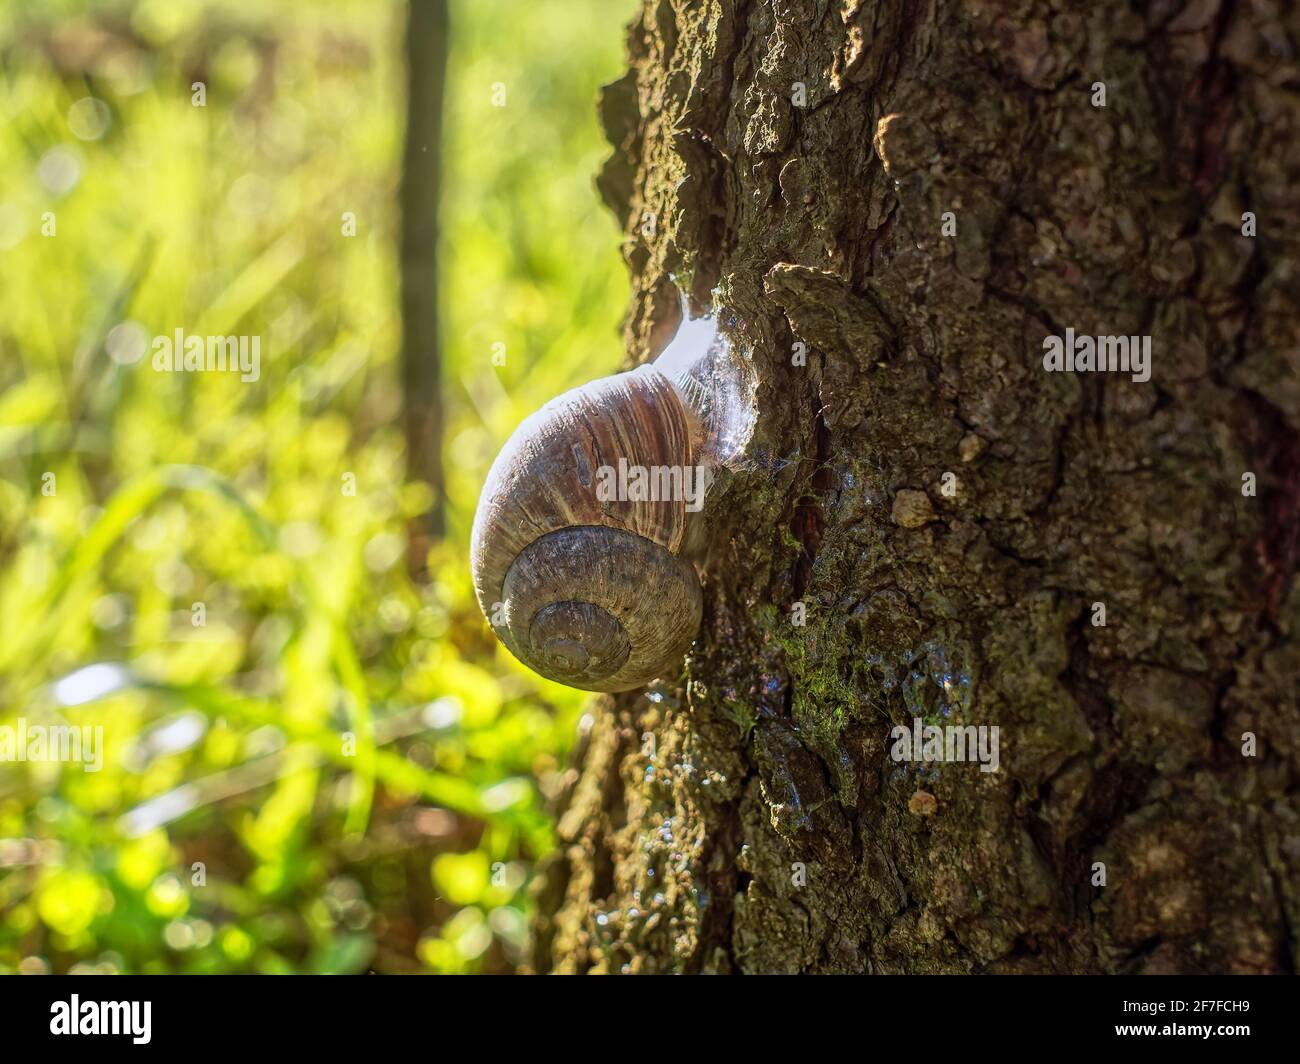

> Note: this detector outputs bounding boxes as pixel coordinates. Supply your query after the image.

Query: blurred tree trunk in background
[401,0,448,556]
[531,0,1299,973]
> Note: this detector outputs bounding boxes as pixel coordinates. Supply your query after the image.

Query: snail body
[471,304,751,692]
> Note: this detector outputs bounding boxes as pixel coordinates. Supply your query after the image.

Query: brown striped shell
[470,365,704,692]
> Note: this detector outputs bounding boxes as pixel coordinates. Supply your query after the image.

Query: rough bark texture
[531,0,1300,974]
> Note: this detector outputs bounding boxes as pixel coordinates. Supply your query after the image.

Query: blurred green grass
[0,0,633,973]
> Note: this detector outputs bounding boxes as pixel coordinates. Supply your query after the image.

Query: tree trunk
[401,0,449,555]
[531,0,1300,974]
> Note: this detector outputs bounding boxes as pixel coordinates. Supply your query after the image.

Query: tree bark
[532,0,1300,974]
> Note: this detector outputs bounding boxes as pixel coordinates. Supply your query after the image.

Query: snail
[471,297,753,692]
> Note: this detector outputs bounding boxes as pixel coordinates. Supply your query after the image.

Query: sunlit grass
[0,0,634,973]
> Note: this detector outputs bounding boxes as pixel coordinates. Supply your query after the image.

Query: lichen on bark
[530,0,1300,975]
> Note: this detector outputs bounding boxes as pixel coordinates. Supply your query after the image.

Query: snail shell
[472,299,754,692]
[471,365,705,692]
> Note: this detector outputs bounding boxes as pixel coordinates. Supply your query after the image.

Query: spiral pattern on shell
[470,365,704,692]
